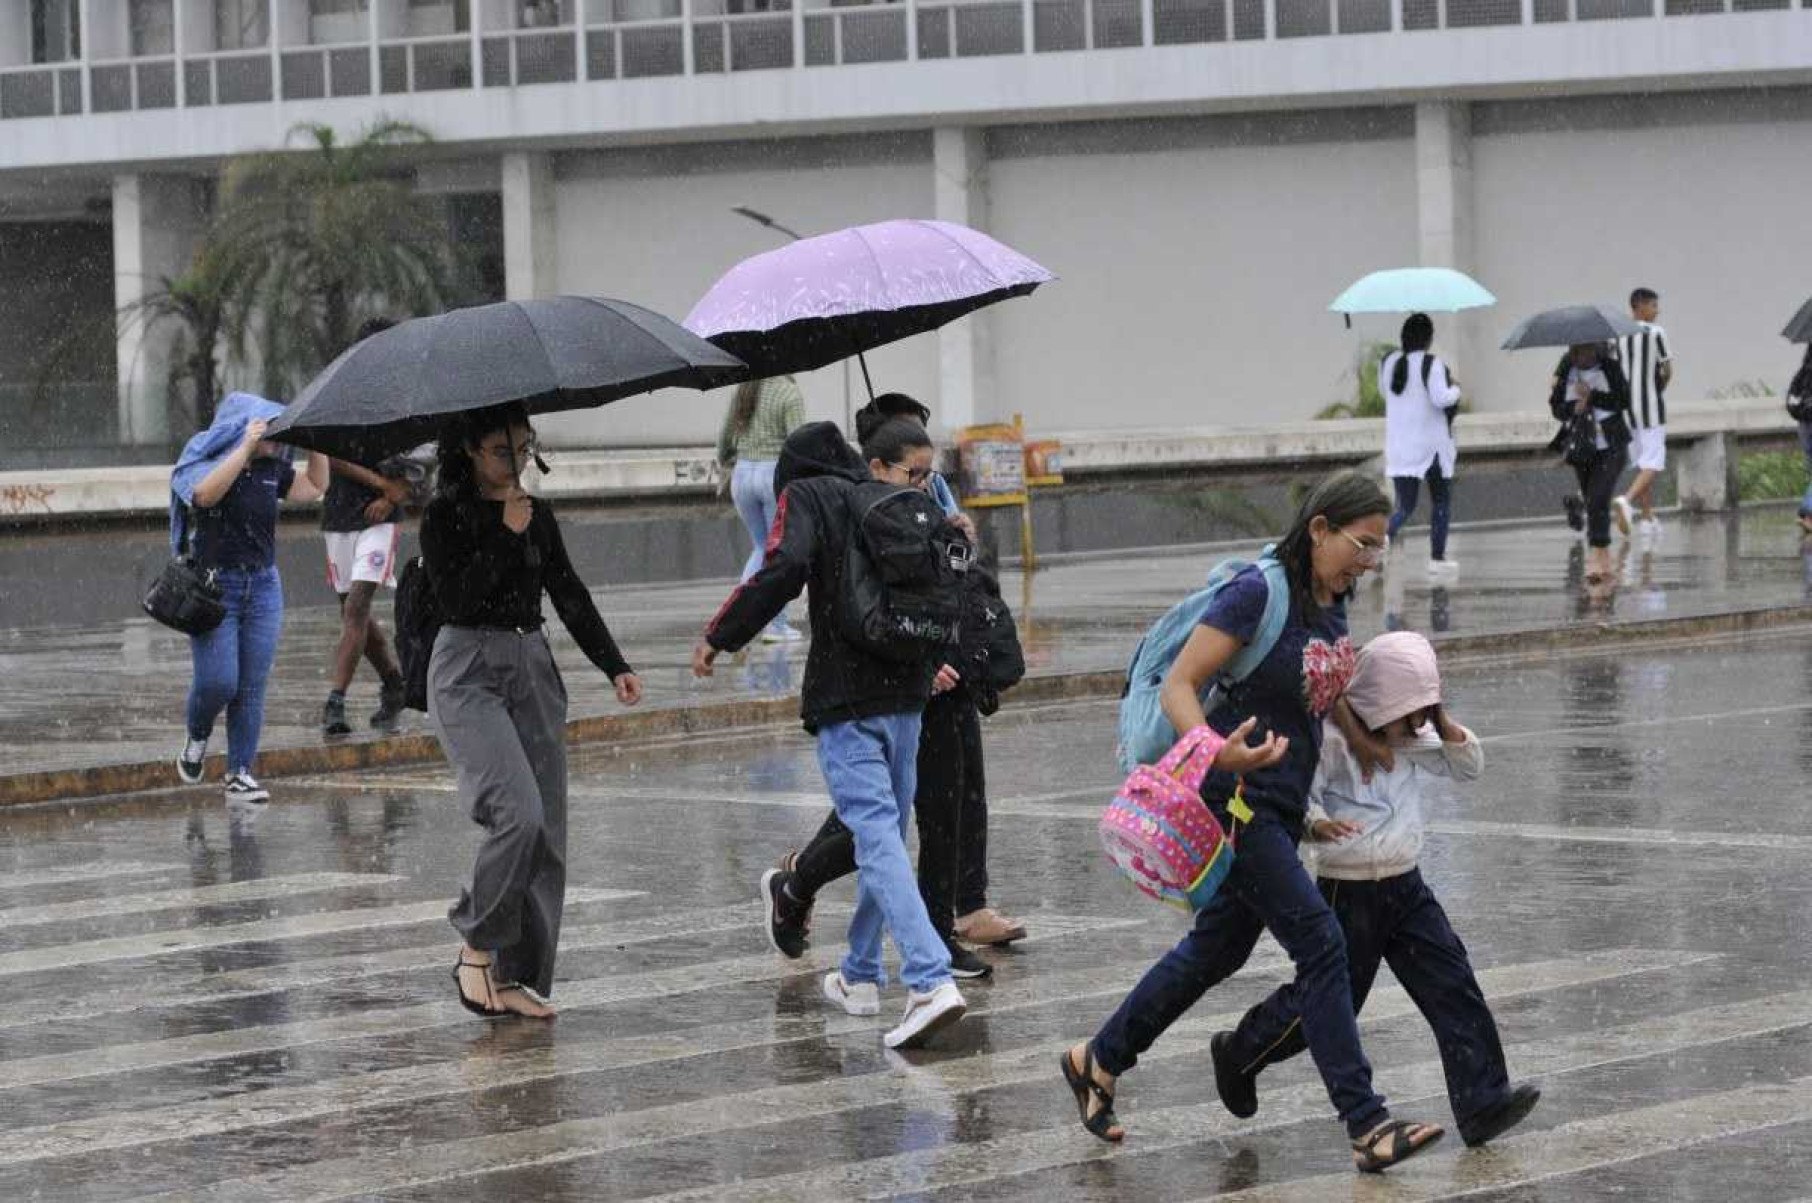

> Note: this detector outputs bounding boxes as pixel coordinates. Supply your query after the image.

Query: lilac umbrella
[684,219,1054,392]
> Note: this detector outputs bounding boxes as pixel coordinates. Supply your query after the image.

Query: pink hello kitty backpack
[1099,725,1254,913]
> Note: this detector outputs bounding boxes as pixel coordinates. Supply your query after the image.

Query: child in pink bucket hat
[1206,631,1542,1148]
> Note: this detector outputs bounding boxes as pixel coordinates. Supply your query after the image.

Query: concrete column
[501,151,558,301]
[1415,100,1476,394]
[113,173,210,446]
[933,126,990,432]
[1677,432,1738,513]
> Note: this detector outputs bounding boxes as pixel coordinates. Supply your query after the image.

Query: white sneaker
[1613,496,1634,538]
[1639,516,1663,540]
[822,971,880,1017]
[1426,558,1461,578]
[759,624,805,645]
[223,772,270,804]
[883,981,967,1050]
[176,736,208,785]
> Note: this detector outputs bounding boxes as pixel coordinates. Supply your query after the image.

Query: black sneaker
[1562,494,1586,533]
[944,938,993,981]
[176,736,208,785]
[760,868,811,959]
[370,680,406,731]
[223,772,271,804]
[1210,1030,1259,1118]
[322,695,352,737]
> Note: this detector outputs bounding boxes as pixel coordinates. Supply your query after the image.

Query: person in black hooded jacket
[692,420,969,1051]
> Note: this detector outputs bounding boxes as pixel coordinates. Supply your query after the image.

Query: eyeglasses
[482,438,539,464]
[1334,528,1386,567]
[887,463,932,486]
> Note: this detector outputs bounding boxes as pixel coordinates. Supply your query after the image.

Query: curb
[8,603,1810,809]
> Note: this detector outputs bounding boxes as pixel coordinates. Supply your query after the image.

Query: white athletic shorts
[325,525,400,594]
[1629,426,1666,472]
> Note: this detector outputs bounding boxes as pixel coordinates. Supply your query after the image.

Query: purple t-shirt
[1196,566,1356,824]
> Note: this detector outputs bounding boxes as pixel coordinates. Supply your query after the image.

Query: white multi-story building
[2,0,1809,461]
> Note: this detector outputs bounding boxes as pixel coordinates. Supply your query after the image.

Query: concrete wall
[986,109,1418,432]
[540,132,938,447]
[1468,88,1812,414]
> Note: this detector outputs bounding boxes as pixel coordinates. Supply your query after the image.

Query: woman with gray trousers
[422,404,644,1019]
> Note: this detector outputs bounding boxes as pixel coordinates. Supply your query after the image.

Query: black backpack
[957,567,1025,715]
[393,555,443,712]
[838,481,971,662]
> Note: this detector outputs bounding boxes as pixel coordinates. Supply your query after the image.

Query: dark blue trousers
[1091,811,1388,1138]
[1221,868,1511,1132]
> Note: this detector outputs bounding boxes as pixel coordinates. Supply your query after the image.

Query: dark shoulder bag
[143,502,226,635]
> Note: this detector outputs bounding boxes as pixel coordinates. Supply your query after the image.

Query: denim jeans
[1389,466,1454,561]
[1091,809,1388,1138]
[815,712,953,994]
[731,458,789,634]
[1798,419,1812,518]
[1223,869,1511,1133]
[186,566,284,773]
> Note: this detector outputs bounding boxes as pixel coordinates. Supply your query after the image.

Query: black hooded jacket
[705,421,938,732]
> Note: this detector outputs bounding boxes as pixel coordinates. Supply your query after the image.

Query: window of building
[216,0,270,49]
[131,0,176,56]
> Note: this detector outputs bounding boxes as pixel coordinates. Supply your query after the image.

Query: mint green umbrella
[1331,268,1496,328]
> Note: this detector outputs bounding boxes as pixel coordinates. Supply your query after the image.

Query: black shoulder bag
[143,502,226,635]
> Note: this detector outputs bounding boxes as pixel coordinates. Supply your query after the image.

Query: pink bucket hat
[1344,631,1442,730]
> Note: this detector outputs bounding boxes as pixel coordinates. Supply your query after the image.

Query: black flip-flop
[1352,1118,1444,1173]
[1061,1045,1124,1143]
[452,956,510,1019]
[1461,1083,1542,1147]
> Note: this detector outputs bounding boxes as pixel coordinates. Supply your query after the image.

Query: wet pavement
[3,507,1809,782]
[2,627,1811,1199]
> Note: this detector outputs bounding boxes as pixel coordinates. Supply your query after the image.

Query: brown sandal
[1352,1118,1444,1173]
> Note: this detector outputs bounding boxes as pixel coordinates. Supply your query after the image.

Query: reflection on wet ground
[2,629,1812,1198]
[2,510,1808,779]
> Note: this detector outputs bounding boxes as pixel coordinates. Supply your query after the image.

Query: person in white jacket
[1206,631,1540,1148]
[1382,314,1463,577]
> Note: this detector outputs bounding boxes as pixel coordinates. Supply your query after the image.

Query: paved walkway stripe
[1429,818,1812,853]
[0,871,399,933]
[0,899,852,1034]
[0,911,1137,1093]
[111,949,1704,1198]
[0,887,642,979]
[1197,1073,1812,1201]
[0,862,177,891]
[1479,700,1812,747]
[634,965,1804,1202]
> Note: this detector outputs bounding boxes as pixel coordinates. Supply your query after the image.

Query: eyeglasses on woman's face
[478,435,538,465]
[886,462,932,486]
[1334,527,1387,567]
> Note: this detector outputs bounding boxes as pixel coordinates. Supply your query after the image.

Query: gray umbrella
[266,296,749,462]
[1782,296,1812,344]
[1500,303,1642,351]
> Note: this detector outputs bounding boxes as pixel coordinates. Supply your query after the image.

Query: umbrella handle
[1344,314,1352,331]
[857,352,875,404]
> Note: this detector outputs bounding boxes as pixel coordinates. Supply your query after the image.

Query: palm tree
[210,120,459,398]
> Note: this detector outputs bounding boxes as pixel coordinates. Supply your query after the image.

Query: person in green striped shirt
[718,376,808,642]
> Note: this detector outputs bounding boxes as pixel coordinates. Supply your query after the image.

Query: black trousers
[1221,868,1512,1132]
[1573,446,1629,549]
[790,690,989,938]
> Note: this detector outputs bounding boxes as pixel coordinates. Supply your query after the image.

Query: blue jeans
[1223,868,1510,1135]
[1091,810,1388,1138]
[731,458,789,633]
[1389,466,1453,561]
[1798,420,1812,518]
[186,567,284,773]
[816,713,953,994]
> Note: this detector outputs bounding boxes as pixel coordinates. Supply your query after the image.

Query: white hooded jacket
[1303,722,1482,882]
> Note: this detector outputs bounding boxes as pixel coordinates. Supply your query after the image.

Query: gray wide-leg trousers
[430,625,569,997]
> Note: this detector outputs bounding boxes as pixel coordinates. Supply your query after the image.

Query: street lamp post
[730,206,856,435]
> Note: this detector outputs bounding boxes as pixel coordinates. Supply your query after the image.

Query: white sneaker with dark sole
[822,971,881,1017]
[223,772,270,804]
[176,737,208,785]
[1613,496,1635,538]
[884,981,967,1050]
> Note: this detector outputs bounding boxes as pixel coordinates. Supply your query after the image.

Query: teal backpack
[1115,549,1290,774]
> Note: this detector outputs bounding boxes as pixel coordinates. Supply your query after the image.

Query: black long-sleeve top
[420,493,632,680]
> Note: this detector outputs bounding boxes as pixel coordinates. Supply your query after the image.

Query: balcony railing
[0,0,1804,119]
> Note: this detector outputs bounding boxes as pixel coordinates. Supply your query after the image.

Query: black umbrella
[1500,303,1642,351]
[266,297,749,462]
[1783,296,1812,344]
